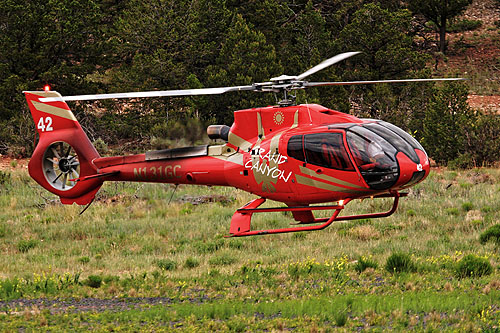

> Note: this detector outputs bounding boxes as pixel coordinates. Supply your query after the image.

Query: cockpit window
[287,135,305,162]
[346,126,398,190]
[287,133,354,171]
[304,133,354,171]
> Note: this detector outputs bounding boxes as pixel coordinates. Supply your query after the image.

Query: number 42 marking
[37,117,53,132]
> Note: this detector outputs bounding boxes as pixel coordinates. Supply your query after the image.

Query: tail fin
[24,91,103,205]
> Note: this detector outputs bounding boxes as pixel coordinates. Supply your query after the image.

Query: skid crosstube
[227,192,404,237]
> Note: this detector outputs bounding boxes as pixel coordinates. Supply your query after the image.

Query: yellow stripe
[211,153,244,166]
[32,101,77,121]
[228,132,252,151]
[27,91,61,98]
[299,166,366,189]
[295,174,366,194]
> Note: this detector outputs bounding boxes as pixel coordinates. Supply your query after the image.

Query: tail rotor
[43,141,81,191]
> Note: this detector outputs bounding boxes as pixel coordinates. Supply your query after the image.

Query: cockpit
[287,121,427,190]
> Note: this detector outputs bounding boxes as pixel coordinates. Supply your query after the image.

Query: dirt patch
[178,194,235,206]
[0,296,216,315]
[0,156,28,171]
[468,94,500,113]
[462,0,500,31]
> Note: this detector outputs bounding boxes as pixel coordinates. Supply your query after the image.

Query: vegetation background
[0,0,500,330]
[0,0,499,167]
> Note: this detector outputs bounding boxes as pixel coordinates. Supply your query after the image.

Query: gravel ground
[0,295,215,314]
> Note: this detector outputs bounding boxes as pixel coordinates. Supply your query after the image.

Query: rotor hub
[58,158,72,173]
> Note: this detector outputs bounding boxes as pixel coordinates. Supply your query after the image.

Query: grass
[0,168,499,330]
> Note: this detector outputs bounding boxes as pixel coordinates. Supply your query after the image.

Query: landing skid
[227,192,405,237]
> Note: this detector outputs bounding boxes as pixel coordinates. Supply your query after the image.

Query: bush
[184,257,200,269]
[448,153,475,170]
[0,170,11,188]
[448,19,482,32]
[355,256,378,273]
[422,83,475,165]
[466,114,500,166]
[461,202,474,212]
[92,138,109,155]
[445,208,460,216]
[0,224,7,238]
[85,275,103,288]
[479,224,500,246]
[78,256,90,264]
[334,311,348,327]
[209,253,237,266]
[156,259,177,271]
[17,239,38,253]
[455,254,492,278]
[194,239,224,254]
[385,252,416,274]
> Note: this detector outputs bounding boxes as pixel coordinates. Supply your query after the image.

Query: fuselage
[95,104,430,205]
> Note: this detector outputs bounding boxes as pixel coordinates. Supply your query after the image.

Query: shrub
[479,224,500,246]
[103,275,120,284]
[0,224,6,238]
[92,137,109,155]
[184,257,200,269]
[448,153,475,170]
[445,208,460,216]
[385,252,416,274]
[406,209,416,217]
[422,83,475,165]
[461,202,474,212]
[194,239,224,254]
[466,114,500,166]
[334,311,348,327]
[85,275,103,288]
[292,232,307,240]
[355,256,378,273]
[0,170,11,186]
[455,254,492,278]
[209,253,237,266]
[448,19,482,32]
[156,259,177,271]
[17,239,38,253]
[78,256,90,264]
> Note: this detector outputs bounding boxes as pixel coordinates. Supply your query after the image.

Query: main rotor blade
[296,52,361,81]
[303,77,467,88]
[39,85,257,102]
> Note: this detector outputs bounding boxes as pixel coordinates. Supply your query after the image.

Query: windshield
[346,126,399,190]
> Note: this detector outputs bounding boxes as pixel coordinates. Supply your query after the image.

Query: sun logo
[273,110,284,125]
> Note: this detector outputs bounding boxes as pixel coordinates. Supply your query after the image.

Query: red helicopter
[24,52,463,237]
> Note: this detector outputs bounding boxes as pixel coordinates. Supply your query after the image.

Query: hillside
[446,0,500,112]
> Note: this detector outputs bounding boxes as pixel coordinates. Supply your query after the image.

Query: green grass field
[0,168,499,331]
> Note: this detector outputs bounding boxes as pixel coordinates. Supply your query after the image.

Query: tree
[276,1,349,110]
[204,14,282,123]
[408,0,472,53]
[421,82,476,165]
[0,0,110,154]
[337,3,430,127]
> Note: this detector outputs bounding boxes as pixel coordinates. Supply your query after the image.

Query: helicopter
[24,52,464,237]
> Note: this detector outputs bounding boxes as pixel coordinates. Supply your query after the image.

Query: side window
[287,135,305,162]
[304,133,354,171]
